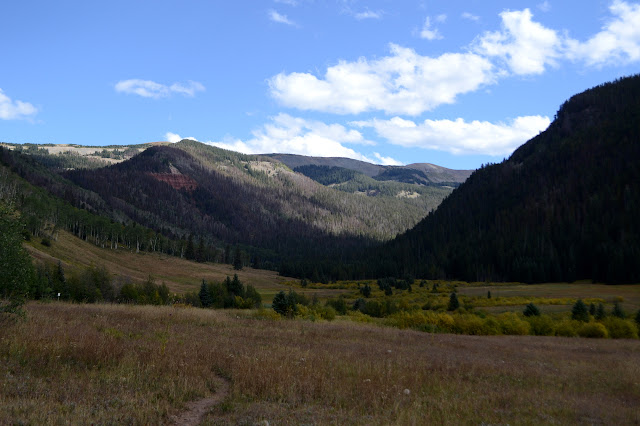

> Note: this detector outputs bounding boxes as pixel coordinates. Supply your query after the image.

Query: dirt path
[170,376,230,426]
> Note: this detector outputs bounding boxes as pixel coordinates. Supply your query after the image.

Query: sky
[1,1,640,170]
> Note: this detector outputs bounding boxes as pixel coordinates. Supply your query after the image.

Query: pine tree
[199,279,212,308]
[487,290,492,299]
[571,299,589,322]
[589,303,596,316]
[595,303,606,320]
[448,292,460,311]
[233,246,243,270]
[523,302,541,317]
[185,234,195,261]
[272,291,288,316]
[612,301,626,319]
[635,310,640,328]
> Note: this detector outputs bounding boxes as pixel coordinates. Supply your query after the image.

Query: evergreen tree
[199,279,212,308]
[272,291,289,316]
[635,310,640,328]
[487,290,492,299]
[233,246,243,270]
[0,202,34,309]
[523,302,541,317]
[571,299,589,322]
[612,301,626,319]
[195,237,206,263]
[595,303,606,320]
[360,283,371,298]
[185,234,195,261]
[589,303,596,316]
[447,292,460,311]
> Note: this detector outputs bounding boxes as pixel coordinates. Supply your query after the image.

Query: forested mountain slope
[265,153,472,185]
[2,140,454,274]
[374,75,640,284]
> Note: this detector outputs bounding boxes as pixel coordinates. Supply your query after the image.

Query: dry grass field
[1,302,639,425]
[25,230,296,296]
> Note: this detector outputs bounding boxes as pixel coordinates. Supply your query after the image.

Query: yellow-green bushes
[601,318,639,339]
[578,322,609,338]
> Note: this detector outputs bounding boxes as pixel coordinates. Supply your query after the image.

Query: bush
[326,297,348,315]
[601,318,638,339]
[526,315,556,336]
[497,312,531,335]
[452,314,487,335]
[578,322,608,338]
[555,320,580,337]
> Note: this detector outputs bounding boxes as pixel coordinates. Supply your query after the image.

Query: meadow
[1,302,639,425]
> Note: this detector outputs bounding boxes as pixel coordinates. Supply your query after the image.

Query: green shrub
[526,315,555,336]
[601,318,638,339]
[497,312,531,335]
[578,322,608,338]
[555,320,580,337]
[453,314,487,335]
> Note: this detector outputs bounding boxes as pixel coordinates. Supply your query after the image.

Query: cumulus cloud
[353,115,551,156]
[473,9,562,75]
[270,44,494,116]
[269,10,297,26]
[115,79,205,99]
[566,0,640,66]
[165,132,197,143]
[196,114,389,163]
[373,152,402,166]
[0,89,38,120]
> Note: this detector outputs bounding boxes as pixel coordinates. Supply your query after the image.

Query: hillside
[374,75,640,284]
[1,140,452,278]
[265,153,472,185]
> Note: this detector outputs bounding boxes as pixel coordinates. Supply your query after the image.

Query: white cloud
[420,17,443,40]
[269,44,495,116]
[355,9,383,20]
[0,89,38,120]
[115,79,205,99]
[274,0,297,5]
[462,12,480,22]
[269,10,297,26]
[200,114,386,162]
[373,152,402,166]
[165,132,198,143]
[566,0,640,66]
[473,9,562,75]
[353,115,551,156]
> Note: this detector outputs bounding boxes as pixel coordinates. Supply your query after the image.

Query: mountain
[1,140,455,278]
[264,154,384,177]
[264,153,472,185]
[374,75,640,284]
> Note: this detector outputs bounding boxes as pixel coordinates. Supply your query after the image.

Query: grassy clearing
[1,302,639,424]
[25,230,294,296]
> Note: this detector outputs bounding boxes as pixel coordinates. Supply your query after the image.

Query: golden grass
[1,302,639,425]
[25,230,295,295]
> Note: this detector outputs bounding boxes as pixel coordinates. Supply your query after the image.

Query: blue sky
[1,0,640,169]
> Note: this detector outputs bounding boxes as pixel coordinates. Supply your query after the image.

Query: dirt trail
[170,376,230,426]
